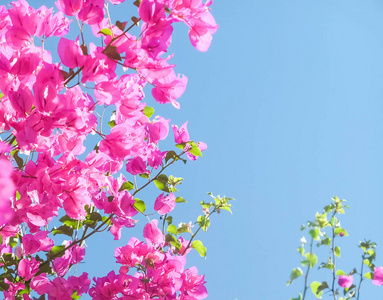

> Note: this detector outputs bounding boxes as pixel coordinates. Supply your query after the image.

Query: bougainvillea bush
[0,0,233,299]
[288,197,383,300]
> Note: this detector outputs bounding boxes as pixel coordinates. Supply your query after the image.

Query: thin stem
[64,66,84,87]
[40,213,114,269]
[102,19,141,55]
[302,237,314,300]
[180,209,216,256]
[133,152,185,197]
[356,254,365,300]
[331,213,337,300]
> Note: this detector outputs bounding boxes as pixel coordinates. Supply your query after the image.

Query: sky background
[6,0,383,299]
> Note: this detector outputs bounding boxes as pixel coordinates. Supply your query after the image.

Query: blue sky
[6,0,383,299]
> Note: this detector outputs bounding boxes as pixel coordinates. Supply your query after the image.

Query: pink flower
[18,257,40,281]
[143,219,164,247]
[172,122,190,144]
[181,266,208,299]
[338,275,353,288]
[154,193,175,215]
[126,156,149,175]
[58,37,85,68]
[373,266,383,285]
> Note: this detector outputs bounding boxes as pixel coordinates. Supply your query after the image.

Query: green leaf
[334,228,349,236]
[336,270,347,276]
[297,246,304,256]
[115,20,128,31]
[9,236,18,248]
[335,246,341,257]
[316,212,328,228]
[103,45,121,61]
[175,197,187,203]
[99,28,112,36]
[302,253,317,268]
[49,245,65,258]
[192,240,207,257]
[144,106,155,118]
[175,143,186,150]
[16,191,21,200]
[167,225,178,235]
[177,223,192,234]
[0,234,2,244]
[287,268,303,286]
[166,216,173,225]
[0,92,4,99]
[165,234,182,250]
[118,181,134,192]
[52,225,74,237]
[165,234,177,243]
[220,205,233,213]
[364,272,374,279]
[59,215,81,229]
[139,173,149,179]
[108,120,116,128]
[72,291,81,299]
[197,215,210,232]
[165,151,177,163]
[309,228,321,240]
[188,142,203,157]
[154,174,169,192]
[134,199,146,213]
[289,293,302,300]
[320,237,331,246]
[311,281,323,298]
[320,257,335,270]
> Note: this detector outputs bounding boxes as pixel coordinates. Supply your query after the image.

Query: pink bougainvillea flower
[373,266,383,285]
[0,158,15,225]
[338,275,353,288]
[143,219,164,247]
[55,0,83,16]
[58,37,85,68]
[18,257,40,281]
[154,193,175,215]
[181,266,208,299]
[126,156,149,175]
[172,121,189,144]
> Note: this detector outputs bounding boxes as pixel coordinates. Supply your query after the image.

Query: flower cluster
[0,0,218,298]
[91,221,207,299]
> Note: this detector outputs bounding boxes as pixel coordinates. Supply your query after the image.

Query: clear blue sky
[7,0,383,299]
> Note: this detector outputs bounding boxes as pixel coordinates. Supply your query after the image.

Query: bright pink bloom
[55,0,83,16]
[373,266,383,285]
[0,158,15,225]
[143,219,164,246]
[22,231,54,255]
[58,38,85,68]
[78,0,104,25]
[31,274,50,295]
[181,266,208,299]
[68,273,90,296]
[152,72,188,108]
[18,257,40,281]
[154,193,176,215]
[338,275,353,288]
[172,122,190,144]
[126,156,149,175]
[185,141,207,161]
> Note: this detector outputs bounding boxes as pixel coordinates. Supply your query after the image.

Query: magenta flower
[172,122,190,144]
[373,266,383,285]
[338,275,353,288]
[154,193,176,215]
